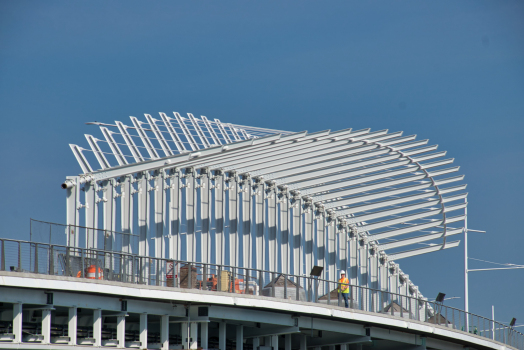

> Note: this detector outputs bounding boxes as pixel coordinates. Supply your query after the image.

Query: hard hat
[340,271,346,276]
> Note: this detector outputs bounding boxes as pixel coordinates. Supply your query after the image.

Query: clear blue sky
[1,0,523,326]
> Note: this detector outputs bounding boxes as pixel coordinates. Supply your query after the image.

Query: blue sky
[1,1,523,326]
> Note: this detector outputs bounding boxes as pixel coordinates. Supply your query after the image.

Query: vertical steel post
[292,195,302,278]
[267,183,277,272]
[242,175,252,270]
[280,189,290,275]
[304,205,313,279]
[464,197,469,331]
[121,176,132,253]
[103,179,116,252]
[186,168,196,262]
[68,306,77,345]
[65,176,80,247]
[85,180,98,249]
[154,170,166,260]
[228,172,239,267]
[200,169,211,265]
[168,169,181,260]
[138,172,150,257]
[215,171,225,266]
[254,178,265,271]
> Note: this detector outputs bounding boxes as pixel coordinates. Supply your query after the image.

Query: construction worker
[338,272,350,308]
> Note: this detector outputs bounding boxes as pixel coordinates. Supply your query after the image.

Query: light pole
[463,197,524,332]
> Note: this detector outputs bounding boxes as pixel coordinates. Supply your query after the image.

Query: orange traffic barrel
[86,265,103,279]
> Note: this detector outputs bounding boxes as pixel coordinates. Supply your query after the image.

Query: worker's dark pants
[340,293,349,308]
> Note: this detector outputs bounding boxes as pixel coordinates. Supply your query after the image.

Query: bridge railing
[1,238,522,350]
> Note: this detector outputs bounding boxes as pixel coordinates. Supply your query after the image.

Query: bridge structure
[0,112,521,350]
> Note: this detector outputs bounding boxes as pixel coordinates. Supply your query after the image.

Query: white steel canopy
[64,111,467,300]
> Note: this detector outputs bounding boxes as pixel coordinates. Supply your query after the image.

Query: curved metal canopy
[69,111,466,260]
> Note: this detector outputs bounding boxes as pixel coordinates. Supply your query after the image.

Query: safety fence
[1,238,522,350]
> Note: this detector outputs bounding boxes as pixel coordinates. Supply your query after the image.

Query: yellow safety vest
[338,277,349,293]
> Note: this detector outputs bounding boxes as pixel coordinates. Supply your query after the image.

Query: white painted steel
[66,112,469,304]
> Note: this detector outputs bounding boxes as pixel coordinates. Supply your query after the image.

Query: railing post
[132,256,135,284]
[65,246,71,276]
[217,266,222,291]
[296,276,300,301]
[18,241,21,272]
[400,296,404,318]
[147,258,151,285]
[258,270,263,296]
[81,249,85,278]
[283,274,287,300]
[34,243,38,273]
[94,250,99,279]
[156,259,160,286]
[244,269,249,294]
[49,245,54,275]
[271,272,275,298]
[204,264,208,290]
[0,240,4,271]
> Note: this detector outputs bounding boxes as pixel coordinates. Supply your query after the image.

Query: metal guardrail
[1,238,522,350]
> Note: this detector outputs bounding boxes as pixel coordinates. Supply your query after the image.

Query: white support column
[292,196,302,278]
[93,309,102,347]
[138,172,150,257]
[68,306,77,345]
[280,190,290,275]
[182,322,189,348]
[103,179,116,252]
[65,176,80,247]
[399,273,409,314]
[338,224,348,273]
[168,169,181,260]
[228,172,239,267]
[358,236,368,309]
[117,315,125,348]
[242,176,252,270]
[379,254,389,310]
[154,170,166,260]
[270,335,279,350]
[299,334,307,350]
[160,315,169,350]
[369,244,379,312]
[186,169,196,262]
[42,308,51,344]
[200,170,211,265]
[85,180,97,249]
[215,171,225,265]
[284,333,292,350]
[139,313,147,349]
[254,178,265,271]
[121,176,133,254]
[236,325,244,350]
[219,321,227,350]
[388,263,399,302]
[316,212,326,296]
[190,322,198,349]
[253,337,260,350]
[326,219,336,291]
[267,183,277,272]
[13,303,22,343]
[200,322,209,349]
[340,344,349,350]
[304,205,314,278]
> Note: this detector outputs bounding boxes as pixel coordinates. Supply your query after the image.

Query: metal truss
[64,112,468,304]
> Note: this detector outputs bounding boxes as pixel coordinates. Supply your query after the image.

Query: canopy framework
[65,111,467,304]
